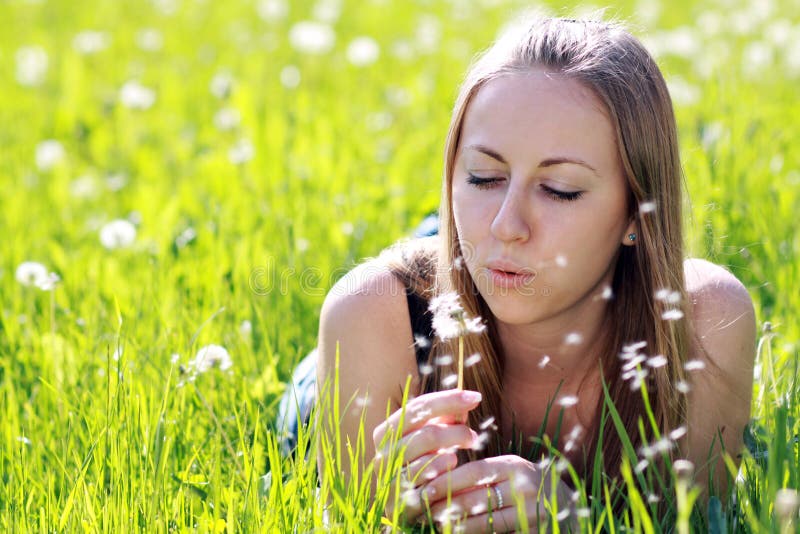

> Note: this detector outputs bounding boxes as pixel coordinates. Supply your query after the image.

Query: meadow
[1,0,799,531]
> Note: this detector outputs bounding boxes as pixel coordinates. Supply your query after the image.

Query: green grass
[1,0,799,531]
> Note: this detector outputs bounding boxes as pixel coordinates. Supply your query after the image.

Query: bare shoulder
[317,257,419,406]
[683,257,757,371]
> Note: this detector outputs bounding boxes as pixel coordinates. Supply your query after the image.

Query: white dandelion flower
[189,344,232,373]
[256,0,288,21]
[280,65,301,89]
[346,36,380,66]
[15,46,48,87]
[36,271,60,291]
[661,309,684,321]
[213,107,241,131]
[119,81,156,110]
[210,71,235,99]
[564,332,583,345]
[684,359,706,371]
[15,261,49,287]
[464,353,481,367]
[289,21,335,55]
[35,140,65,171]
[99,219,137,250]
[228,139,254,164]
[558,395,579,407]
[429,292,485,341]
[73,30,110,55]
[136,28,164,51]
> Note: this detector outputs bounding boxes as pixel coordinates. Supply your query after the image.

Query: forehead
[458,71,619,166]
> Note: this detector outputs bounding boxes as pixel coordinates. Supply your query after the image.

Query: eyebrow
[464,144,600,176]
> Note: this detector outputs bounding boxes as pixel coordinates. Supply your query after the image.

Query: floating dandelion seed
[119,81,155,110]
[435,355,453,366]
[639,200,657,214]
[555,458,570,474]
[558,395,579,407]
[479,416,496,430]
[239,320,252,336]
[35,140,65,171]
[453,256,464,270]
[557,508,571,522]
[476,474,498,486]
[210,71,235,99]
[340,221,354,235]
[228,139,254,164]
[15,261,49,288]
[623,340,648,353]
[684,359,706,371]
[647,355,668,368]
[470,431,490,450]
[346,36,380,66]
[99,219,136,250]
[635,459,649,474]
[419,364,433,375]
[470,503,488,515]
[661,309,684,321]
[170,353,180,364]
[576,508,591,518]
[601,285,614,300]
[189,344,232,374]
[464,353,481,367]
[655,288,681,303]
[73,30,109,55]
[676,380,691,393]
[669,426,688,440]
[213,107,241,131]
[256,0,288,21]
[622,355,647,372]
[402,489,420,507]
[435,505,463,524]
[441,374,458,388]
[564,332,583,345]
[136,28,163,51]
[647,493,661,504]
[15,46,48,87]
[538,354,550,368]
[16,436,32,445]
[555,254,568,267]
[37,272,60,291]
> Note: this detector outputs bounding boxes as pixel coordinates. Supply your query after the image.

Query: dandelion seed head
[555,458,570,474]
[15,261,49,288]
[435,504,462,523]
[401,488,420,506]
[622,354,647,372]
[684,359,706,371]
[442,374,458,388]
[464,353,481,367]
[564,332,583,345]
[346,36,380,66]
[119,80,156,110]
[414,335,431,349]
[210,71,235,99]
[35,139,65,171]
[673,459,694,480]
[99,219,137,250]
[470,431,490,450]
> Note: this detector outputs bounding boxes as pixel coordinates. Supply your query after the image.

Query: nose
[490,188,530,243]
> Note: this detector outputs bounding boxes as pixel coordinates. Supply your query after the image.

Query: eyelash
[466,174,584,202]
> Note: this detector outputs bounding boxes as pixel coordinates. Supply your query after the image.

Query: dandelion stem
[457,336,464,390]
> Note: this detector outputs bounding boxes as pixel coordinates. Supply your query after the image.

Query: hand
[420,455,576,533]
[372,389,483,523]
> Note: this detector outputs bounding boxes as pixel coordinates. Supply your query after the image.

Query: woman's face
[452,71,635,327]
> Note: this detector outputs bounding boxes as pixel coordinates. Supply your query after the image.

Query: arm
[683,258,757,496]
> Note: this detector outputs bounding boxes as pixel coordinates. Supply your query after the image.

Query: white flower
[256,0,288,21]
[119,81,156,110]
[228,139,254,164]
[15,261,48,287]
[15,46,48,87]
[279,65,301,88]
[73,31,110,55]
[429,292,485,341]
[189,344,232,373]
[37,271,60,291]
[210,71,235,99]
[346,36,380,66]
[99,219,137,250]
[289,21,335,55]
[35,140,65,171]
[136,28,164,51]
[211,107,239,132]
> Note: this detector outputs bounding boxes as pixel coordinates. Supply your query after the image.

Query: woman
[283,16,756,531]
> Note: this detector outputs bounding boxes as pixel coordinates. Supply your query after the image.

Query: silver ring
[493,485,504,509]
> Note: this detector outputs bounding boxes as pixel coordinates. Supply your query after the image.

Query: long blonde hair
[389,16,690,481]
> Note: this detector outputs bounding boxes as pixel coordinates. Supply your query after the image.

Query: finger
[422,456,539,504]
[428,480,513,520]
[372,389,482,446]
[388,423,477,463]
[443,505,545,534]
[405,451,458,485]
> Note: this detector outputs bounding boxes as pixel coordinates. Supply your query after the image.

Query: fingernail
[461,390,482,403]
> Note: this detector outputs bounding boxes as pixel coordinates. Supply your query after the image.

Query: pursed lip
[485,259,537,282]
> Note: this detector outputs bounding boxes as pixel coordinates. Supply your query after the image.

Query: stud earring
[628,233,637,242]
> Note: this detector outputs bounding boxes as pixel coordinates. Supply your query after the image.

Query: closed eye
[541,184,583,202]
[466,174,503,189]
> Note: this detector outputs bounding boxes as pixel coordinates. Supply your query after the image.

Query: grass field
[1,0,799,531]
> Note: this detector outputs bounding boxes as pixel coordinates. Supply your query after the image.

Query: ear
[621,219,637,246]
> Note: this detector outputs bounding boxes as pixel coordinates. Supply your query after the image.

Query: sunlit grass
[1,0,799,531]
